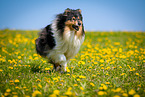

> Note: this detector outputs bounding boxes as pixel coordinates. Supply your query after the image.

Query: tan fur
[65,20,83,38]
[65,20,74,30]
[75,26,82,38]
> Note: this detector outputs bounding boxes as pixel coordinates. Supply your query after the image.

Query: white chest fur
[63,30,84,59]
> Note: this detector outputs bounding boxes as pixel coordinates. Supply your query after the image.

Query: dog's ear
[77,9,81,14]
[64,8,71,16]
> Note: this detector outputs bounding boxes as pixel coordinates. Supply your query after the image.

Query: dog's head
[63,8,83,31]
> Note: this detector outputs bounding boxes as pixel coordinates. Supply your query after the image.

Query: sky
[0,0,145,31]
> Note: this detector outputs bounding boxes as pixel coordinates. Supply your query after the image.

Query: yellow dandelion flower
[90,82,95,86]
[32,90,42,97]
[135,73,139,76]
[114,42,120,45]
[99,87,103,90]
[106,66,110,70]
[92,74,96,77]
[29,56,33,60]
[98,91,104,95]
[10,80,14,83]
[12,92,17,95]
[137,84,141,87]
[0,69,3,72]
[79,75,86,79]
[114,95,120,97]
[33,54,38,56]
[103,85,107,90]
[6,89,11,92]
[4,92,9,96]
[13,95,18,97]
[129,89,136,95]
[23,86,27,89]
[8,66,13,69]
[101,67,104,69]
[74,84,78,86]
[119,48,122,52]
[77,79,80,81]
[43,60,46,63]
[60,96,67,97]
[100,64,104,66]
[113,48,118,52]
[65,91,72,96]
[15,79,19,83]
[134,94,140,97]
[115,88,122,92]
[25,95,30,97]
[68,87,72,91]
[26,89,29,91]
[132,68,135,71]
[121,73,125,76]
[38,84,42,88]
[66,67,70,72]
[100,59,104,63]
[80,87,84,90]
[105,82,110,85]
[15,86,20,89]
[106,73,109,76]
[45,68,50,70]
[53,90,60,95]
[49,94,57,97]
[18,56,21,59]
[122,93,128,97]
[94,62,98,64]
[78,61,85,65]
[34,57,38,60]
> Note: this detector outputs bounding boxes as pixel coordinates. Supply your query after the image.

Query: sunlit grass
[0,29,145,97]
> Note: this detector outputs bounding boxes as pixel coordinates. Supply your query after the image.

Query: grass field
[0,29,145,97]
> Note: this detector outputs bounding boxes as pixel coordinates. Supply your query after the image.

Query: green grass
[0,29,145,97]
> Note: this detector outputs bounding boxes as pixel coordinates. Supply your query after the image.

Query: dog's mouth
[72,25,79,31]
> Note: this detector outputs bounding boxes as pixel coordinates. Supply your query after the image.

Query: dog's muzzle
[72,22,81,31]
[72,25,79,31]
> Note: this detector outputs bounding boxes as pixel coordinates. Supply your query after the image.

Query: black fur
[45,25,56,49]
[82,24,85,35]
[56,14,67,36]
[35,25,56,56]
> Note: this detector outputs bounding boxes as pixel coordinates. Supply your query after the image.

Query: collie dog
[35,8,85,73]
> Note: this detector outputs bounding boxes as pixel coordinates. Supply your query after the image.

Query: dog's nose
[78,22,81,26]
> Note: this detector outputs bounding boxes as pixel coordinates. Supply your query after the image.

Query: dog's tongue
[72,25,79,31]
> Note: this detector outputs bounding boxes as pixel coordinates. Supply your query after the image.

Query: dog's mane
[56,14,67,36]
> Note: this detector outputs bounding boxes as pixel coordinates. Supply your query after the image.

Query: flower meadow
[0,29,145,97]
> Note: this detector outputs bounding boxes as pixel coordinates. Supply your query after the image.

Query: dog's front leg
[60,61,67,73]
[52,54,67,73]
